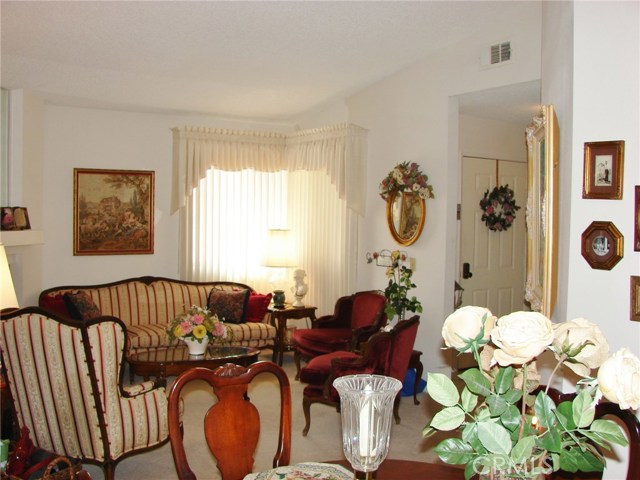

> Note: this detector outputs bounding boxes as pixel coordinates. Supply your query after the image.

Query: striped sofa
[38,276,277,357]
[0,308,169,479]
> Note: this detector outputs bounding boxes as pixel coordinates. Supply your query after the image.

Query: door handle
[462,262,473,279]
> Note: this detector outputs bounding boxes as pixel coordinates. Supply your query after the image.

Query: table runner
[243,462,353,480]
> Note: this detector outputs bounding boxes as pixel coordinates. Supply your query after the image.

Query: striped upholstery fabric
[0,309,170,479]
[39,277,277,355]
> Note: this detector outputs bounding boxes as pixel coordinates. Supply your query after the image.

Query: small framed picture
[581,221,623,270]
[635,186,640,251]
[582,140,624,199]
[631,276,640,322]
[1,207,31,231]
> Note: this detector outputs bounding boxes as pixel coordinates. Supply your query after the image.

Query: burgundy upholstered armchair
[298,315,419,436]
[292,290,387,379]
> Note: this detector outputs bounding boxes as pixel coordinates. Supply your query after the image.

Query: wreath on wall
[479,184,520,232]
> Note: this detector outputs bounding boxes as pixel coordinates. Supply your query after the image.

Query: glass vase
[333,374,402,478]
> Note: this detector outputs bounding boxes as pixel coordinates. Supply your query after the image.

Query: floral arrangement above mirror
[380,162,434,245]
[379,161,434,200]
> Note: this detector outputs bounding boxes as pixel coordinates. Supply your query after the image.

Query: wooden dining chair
[167,361,292,480]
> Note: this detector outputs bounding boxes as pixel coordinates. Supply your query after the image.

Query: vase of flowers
[424,306,639,480]
[381,250,422,322]
[166,305,231,356]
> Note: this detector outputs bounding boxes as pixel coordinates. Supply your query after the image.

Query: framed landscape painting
[74,168,154,255]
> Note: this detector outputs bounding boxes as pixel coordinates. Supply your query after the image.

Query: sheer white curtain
[173,124,366,314]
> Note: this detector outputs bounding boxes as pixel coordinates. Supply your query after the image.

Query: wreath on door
[479,185,520,232]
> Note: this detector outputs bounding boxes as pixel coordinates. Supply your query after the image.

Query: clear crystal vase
[333,374,402,478]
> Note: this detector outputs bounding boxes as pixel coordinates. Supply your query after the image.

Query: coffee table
[128,344,260,380]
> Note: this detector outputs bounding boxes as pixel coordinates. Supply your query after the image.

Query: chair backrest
[349,291,387,330]
[168,361,292,480]
[0,307,169,480]
[387,316,420,381]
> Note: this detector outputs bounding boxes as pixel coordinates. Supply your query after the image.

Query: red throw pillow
[63,291,102,321]
[245,292,272,322]
[40,294,71,318]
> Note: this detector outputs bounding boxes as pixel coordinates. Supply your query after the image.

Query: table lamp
[333,374,402,480]
[0,243,19,312]
[262,229,296,308]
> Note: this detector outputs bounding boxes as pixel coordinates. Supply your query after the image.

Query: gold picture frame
[525,105,559,317]
[582,140,624,199]
[73,168,154,255]
[631,276,640,322]
[635,186,640,251]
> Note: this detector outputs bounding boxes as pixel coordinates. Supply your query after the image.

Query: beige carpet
[84,351,444,479]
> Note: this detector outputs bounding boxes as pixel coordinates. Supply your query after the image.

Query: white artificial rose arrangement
[424,307,638,480]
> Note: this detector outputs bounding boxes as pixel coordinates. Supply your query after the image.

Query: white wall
[344,3,542,374]
[38,105,292,301]
[459,115,528,162]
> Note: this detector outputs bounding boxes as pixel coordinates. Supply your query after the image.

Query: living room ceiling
[1,1,540,123]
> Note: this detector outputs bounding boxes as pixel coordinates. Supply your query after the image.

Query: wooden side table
[269,305,317,366]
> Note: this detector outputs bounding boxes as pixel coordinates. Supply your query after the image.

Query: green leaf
[463,461,476,480]
[534,391,556,429]
[494,366,514,395]
[502,387,523,405]
[486,394,508,416]
[459,368,492,397]
[559,449,580,473]
[540,425,562,453]
[572,390,595,428]
[589,419,629,446]
[430,406,465,431]
[500,405,521,432]
[477,421,513,455]
[556,401,577,430]
[575,448,605,472]
[461,387,478,413]
[427,372,460,407]
[510,435,535,464]
[434,438,474,464]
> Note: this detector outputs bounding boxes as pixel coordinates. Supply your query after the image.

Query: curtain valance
[171,123,368,215]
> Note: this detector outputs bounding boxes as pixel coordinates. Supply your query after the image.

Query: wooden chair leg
[294,351,302,380]
[393,394,401,424]
[302,396,312,436]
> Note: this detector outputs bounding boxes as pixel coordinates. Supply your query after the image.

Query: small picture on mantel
[1,207,31,231]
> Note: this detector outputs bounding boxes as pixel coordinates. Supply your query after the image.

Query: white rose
[597,348,640,410]
[552,318,609,377]
[491,311,554,366]
[442,306,496,350]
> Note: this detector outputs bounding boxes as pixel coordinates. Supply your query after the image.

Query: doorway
[459,157,528,317]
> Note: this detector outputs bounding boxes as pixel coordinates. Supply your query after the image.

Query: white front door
[459,157,528,317]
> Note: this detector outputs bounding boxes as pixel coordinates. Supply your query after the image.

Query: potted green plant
[382,250,422,322]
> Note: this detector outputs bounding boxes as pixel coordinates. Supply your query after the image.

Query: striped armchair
[0,307,170,480]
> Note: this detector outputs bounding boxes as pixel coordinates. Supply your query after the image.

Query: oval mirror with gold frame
[386,191,425,246]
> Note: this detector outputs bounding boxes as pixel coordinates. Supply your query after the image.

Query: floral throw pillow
[207,289,250,324]
[63,291,101,321]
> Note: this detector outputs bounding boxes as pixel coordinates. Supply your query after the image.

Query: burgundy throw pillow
[40,294,71,318]
[63,291,102,321]
[245,292,272,322]
[207,288,250,324]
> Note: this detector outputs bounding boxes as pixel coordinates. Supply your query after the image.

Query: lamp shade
[262,229,297,268]
[0,243,18,310]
